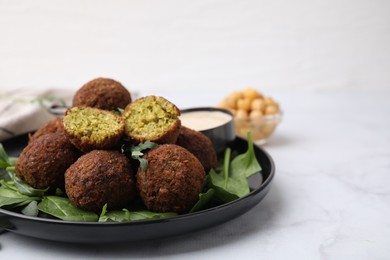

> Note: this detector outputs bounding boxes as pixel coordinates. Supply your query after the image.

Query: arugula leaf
[55,188,65,196]
[5,167,48,197]
[0,143,11,166]
[99,205,177,222]
[0,179,19,192]
[127,211,177,221]
[200,132,261,205]
[8,157,18,166]
[230,132,262,178]
[0,143,15,180]
[121,140,158,173]
[223,148,231,189]
[37,196,99,222]
[0,185,40,208]
[99,207,131,222]
[190,188,215,213]
[208,169,248,202]
[99,203,109,219]
[21,201,39,217]
[0,144,47,197]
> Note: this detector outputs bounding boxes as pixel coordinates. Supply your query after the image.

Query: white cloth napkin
[0,88,73,141]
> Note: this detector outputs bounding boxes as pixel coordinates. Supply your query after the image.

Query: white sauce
[180,110,232,131]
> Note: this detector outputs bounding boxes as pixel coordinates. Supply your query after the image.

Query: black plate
[0,134,275,243]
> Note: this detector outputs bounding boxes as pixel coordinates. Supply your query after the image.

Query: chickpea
[249,110,263,120]
[251,98,265,111]
[242,88,261,101]
[219,88,281,141]
[229,91,243,101]
[264,104,279,115]
[235,109,248,121]
[237,98,251,111]
[224,96,237,109]
[264,96,276,106]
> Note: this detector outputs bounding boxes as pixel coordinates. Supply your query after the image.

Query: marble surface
[0,88,389,259]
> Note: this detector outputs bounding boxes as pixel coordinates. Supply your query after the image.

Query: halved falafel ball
[63,106,125,153]
[137,144,206,214]
[72,77,132,110]
[176,126,217,173]
[65,150,136,212]
[15,132,80,190]
[29,117,65,143]
[122,96,181,144]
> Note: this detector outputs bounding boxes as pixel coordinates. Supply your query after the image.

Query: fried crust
[15,132,80,189]
[137,144,206,214]
[65,150,136,212]
[72,77,131,110]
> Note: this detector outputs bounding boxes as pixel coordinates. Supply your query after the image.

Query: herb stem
[223,148,231,189]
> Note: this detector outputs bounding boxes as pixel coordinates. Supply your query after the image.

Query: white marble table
[1,88,389,259]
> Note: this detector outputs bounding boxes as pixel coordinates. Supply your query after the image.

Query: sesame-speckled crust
[15,132,80,190]
[29,117,65,143]
[122,95,181,145]
[65,150,136,212]
[63,107,125,153]
[136,144,206,214]
[176,126,217,174]
[72,77,132,110]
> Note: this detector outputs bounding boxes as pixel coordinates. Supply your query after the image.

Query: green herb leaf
[133,140,158,152]
[0,185,40,208]
[194,132,262,207]
[223,148,231,189]
[0,179,18,191]
[37,196,99,222]
[21,201,39,217]
[139,158,149,173]
[99,203,108,219]
[0,162,9,168]
[99,208,177,222]
[8,157,18,166]
[6,167,48,197]
[128,211,177,221]
[0,143,16,180]
[131,151,143,157]
[0,143,11,167]
[230,132,262,178]
[208,169,249,202]
[122,140,158,173]
[55,188,65,196]
[190,188,215,213]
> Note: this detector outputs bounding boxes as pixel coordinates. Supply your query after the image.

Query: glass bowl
[234,112,282,145]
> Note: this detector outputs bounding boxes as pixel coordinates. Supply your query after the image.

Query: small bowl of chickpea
[216,88,282,145]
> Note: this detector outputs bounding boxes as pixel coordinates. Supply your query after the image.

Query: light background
[0,0,389,93]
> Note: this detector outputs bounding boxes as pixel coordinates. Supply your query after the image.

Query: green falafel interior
[63,106,124,143]
[122,96,180,139]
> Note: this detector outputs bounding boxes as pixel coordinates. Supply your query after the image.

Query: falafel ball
[15,132,80,190]
[29,117,65,142]
[72,77,132,110]
[137,144,206,214]
[63,106,125,153]
[176,126,217,173]
[65,150,136,212]
[122,96,181,144]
